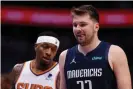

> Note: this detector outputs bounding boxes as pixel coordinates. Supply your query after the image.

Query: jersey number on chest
[77,80,92,89]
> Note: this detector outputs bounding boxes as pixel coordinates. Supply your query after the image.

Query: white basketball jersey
[15,61,59,89]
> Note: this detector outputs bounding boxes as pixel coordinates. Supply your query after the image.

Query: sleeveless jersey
[64,41,117,89]
[15,61,59,89]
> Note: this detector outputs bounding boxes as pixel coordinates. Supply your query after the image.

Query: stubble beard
[77,33,94,46]
[38,59,52,70]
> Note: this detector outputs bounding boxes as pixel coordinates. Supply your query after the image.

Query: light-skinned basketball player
[1,31,60,89]
[59,5,132,89]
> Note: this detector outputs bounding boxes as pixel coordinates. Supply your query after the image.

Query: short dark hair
[38,31,59,39]
[71,5,99,23]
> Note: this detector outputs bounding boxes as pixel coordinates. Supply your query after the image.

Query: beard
[76,33,95,46]
[39,58,52,68]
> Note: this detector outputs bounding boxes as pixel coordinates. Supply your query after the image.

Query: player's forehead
[72,15,91,24]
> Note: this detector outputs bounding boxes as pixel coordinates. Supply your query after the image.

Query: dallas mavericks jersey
[64,41,117,89]
[15,61,59,89]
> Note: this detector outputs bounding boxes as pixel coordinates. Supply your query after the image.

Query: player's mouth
[76,32,85,37]
[42,57,50,63]
[76,34,85,38]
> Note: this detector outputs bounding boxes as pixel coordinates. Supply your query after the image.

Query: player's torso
[64,41,117,89]
[15,61,59,89]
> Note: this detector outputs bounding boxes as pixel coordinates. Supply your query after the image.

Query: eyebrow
[73,21,87,24]
[79,22,88,24]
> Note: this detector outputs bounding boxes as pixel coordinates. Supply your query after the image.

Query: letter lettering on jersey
[83,69,88,77]
[90,69,94,77]
[72,70,75,78]
[17,83,53,89]
[98,68,102,76]
[17,83,25,89]
[35,84,43,89]
[80,69,84,77]
[93,69,97,76]
[66,68,103,79]
[88,69,90,77]
[67,71,71,79]
[25,83,29,89]
[76,70,80,78]
[30,84,36,89]
[44,86,53,89]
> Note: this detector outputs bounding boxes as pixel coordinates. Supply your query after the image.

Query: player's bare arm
[1,63,24,89]
[12,63,24,83]
[109,45,132,89]
[59,50,68,89]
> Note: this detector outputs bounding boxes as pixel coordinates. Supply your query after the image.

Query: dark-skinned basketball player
[2,31,60,89]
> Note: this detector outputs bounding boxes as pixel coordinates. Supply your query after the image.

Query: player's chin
[77,39,85,44]
[41,59,51,65]
[77,36,85,41]
[78,40,88,46]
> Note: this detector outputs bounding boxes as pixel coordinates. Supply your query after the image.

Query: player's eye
[80,23,87,27]
[73,23,77,27]
[42,45,48,49]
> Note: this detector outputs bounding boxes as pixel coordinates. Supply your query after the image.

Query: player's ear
[34,44,38,51]
[94,22,99,32]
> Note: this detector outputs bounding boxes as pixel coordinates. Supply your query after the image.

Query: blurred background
[1,1,133,86]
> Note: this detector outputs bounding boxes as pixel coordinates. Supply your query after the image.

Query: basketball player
[59,5,132,89]
[1,31,60,89]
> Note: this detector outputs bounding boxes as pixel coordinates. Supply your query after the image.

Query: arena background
[1,1,133,87]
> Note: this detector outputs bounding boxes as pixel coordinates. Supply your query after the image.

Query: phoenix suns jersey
[15,60,59,89]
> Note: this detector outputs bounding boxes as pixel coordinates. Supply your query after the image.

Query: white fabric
[15,61,59,89]
[36,36,60,48]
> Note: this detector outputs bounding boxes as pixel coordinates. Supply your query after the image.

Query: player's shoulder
[59,46,77,64]
[13,63,24,74]
[10,62,25,83]
[60,45,76,57]
[13,63,24,69]
[60,49,68,57]
[109,44,126,62]
[109,44,125,54]
[59,49,68,62]
[59,49,69,67]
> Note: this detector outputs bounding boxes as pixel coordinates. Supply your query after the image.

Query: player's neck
[78,36,101,56]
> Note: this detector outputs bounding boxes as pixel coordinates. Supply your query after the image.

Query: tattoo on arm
[12,63,24,83]
[1,63,24,89]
